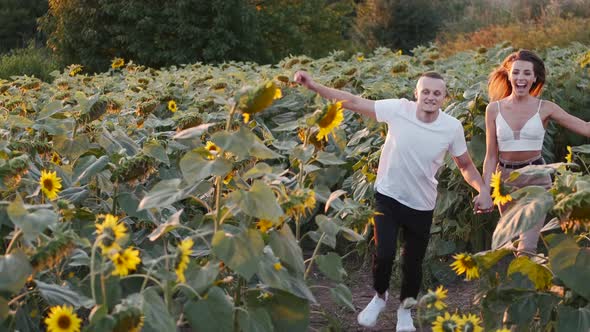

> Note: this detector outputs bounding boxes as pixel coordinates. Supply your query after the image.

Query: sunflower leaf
[492,186,554,249]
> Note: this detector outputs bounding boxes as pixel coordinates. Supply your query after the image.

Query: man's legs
[397,208,433,332]
[358,192,402,327]
[373,193,402,295]
[399,210,433,301]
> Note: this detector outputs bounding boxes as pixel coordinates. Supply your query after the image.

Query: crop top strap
[497,101,501,113]
[536,99,543,113]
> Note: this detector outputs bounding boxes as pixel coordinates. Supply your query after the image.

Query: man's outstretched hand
[293,71,315,90]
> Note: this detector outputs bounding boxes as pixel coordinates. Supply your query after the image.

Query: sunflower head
[68,64,83,77]
[565,146,573,163]
[283,189,316,221]
[96,214,127,253]
[424,285,448,310]
[175,238,193,283]
[204,141,220,159]
[110,247,141,276]
[44,304,82,332]
[490,170,512,206]
[111,57,125,69]
[40,170,63,200]
[256,219,274,233]
[316,101,344,141]
[112,307,144,332]
[168,100,178,113]
[237,81,282,118]
[450,253,479,280]
[51,152,62,165]
[273,262,283,271]
[432,312,461,332]
[457,313,483,332]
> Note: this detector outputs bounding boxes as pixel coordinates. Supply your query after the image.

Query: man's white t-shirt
[374,98,467,211]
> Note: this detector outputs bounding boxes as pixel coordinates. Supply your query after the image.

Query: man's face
[414,76,446,113]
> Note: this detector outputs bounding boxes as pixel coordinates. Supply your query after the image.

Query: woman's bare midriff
[499,150,542,162]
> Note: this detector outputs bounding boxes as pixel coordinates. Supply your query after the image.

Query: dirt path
[309,260,479,331]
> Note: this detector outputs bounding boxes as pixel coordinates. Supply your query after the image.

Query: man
[294,71,492,331]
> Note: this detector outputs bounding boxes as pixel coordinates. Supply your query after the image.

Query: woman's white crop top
[495,100,545,151]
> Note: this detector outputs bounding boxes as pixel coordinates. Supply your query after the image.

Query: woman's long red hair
[488,50,546,102]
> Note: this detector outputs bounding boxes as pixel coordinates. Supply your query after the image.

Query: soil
[309,259,479,332]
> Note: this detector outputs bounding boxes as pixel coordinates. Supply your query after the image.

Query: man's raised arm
[294,71,376,119]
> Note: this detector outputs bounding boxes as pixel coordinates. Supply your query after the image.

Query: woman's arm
[546,101,590,137]
[294,71,376,119]
[482,102,499,188]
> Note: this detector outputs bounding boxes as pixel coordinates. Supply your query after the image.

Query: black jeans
[372,191,433,301]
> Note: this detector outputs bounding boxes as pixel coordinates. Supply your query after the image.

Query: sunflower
[496,329,511,332]
[490,170,512,206]
[426,285,448,310]
[432,312,461,332]
[316,101,344,141]
[565,146,573,163]
[356,55,365,62]
[237,81,282,123]
[110,247,141,276]
[44,305,82,332]
[274,262,283,271]
[457,313,483,332]
[175,238,193,283]
[256,219,273,233]
[205,141,219,160]
[129,316,144,332]
[40,170,62,200]
[111,57,125,69]
[96,214,127,253]
[168,100,178,113]
[68,65,83,77]
[284,189,316,221]
[450,253,479,280]
[51,152,62,165]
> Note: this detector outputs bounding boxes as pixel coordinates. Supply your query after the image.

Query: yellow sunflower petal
[316,101,344,141]
[44,305,82,332]
[40,170,63,200]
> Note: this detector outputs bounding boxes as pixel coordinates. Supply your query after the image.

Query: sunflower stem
[121,274,163,288]
[304,233,325,280]
[225,104,237,131]
[89,235,104,307]
[7,290,35,307]
[233,277,244,330]
[5,228,22,254]
[214,176,223,233]
[72,121,78,139]
[111,182,118,215]
[100,271,108,310]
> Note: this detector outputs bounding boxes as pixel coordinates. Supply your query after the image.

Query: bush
[0,46,58,82]
[436,17,590,56]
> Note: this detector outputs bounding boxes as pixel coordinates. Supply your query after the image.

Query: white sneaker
[396,300,416,332]
[357,292,388,327]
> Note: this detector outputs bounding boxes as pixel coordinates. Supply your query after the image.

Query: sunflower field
[0,42,589,331]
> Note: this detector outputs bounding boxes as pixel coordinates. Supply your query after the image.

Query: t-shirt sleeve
[449,122,468,157]
[374,98,406,123]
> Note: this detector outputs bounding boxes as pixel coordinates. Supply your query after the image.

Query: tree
[39,0,261,71]
[353,0,444,52]
[0,0,47,53]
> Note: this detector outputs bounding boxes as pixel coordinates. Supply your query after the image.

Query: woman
[482,49,590,255]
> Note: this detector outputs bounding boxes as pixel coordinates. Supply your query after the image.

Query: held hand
[473,193,494,214]
[293,71,315,90]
